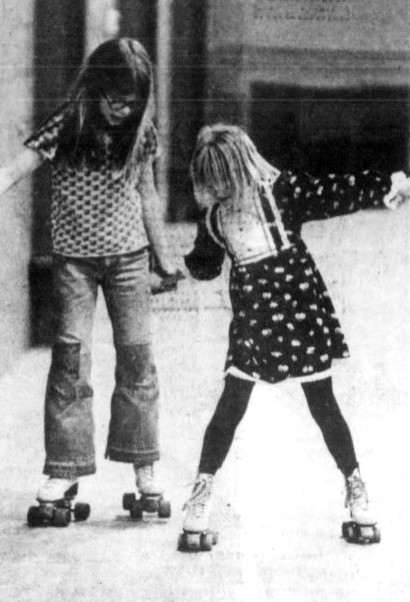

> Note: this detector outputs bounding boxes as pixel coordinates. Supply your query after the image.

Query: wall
[0,0,114,368]
[119,0,157,59]
[0,1,34,374]
[205,0,410,113]
[118,0,206,220]
[249,0,410,53]
[31,0,85,256]
[168,0,207,220]
[204,0,410,173]
[208,0,410,52]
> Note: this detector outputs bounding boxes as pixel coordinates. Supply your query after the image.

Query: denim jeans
[44,250,160,479]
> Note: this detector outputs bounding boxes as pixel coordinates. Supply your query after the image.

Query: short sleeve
[24,108,66,162]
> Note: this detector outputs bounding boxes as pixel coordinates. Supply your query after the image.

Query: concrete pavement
[1,212,410,601]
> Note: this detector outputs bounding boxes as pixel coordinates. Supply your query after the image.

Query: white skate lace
[183,479,211,516]
[138,465,154,487]
[135,464,157,491]
[346,475,368,511]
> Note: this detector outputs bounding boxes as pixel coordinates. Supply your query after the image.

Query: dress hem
[225,365,334,385]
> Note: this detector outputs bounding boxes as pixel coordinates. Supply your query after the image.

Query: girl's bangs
[197,146,234,198]
[191,124,279,204]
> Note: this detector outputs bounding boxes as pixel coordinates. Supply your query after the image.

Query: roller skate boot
[342,468,380,544]
[122,463,171,520]
[27,478,90,528]
[178,473,218,552]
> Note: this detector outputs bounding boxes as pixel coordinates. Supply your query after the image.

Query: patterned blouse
[24,108,158,257]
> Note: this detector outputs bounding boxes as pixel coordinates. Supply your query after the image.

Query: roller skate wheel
[53,507,71,527]
[130,498,143,520]
[74,502,91,522]
[143,496,159,514]
[178,531,216,552]
[183,532,201,552]
[200,532,214,551]
[347,524,357,542]
[27,506,44,527]
[123,493,136,511]
[177,533,186,551]
[341,522,349,539]
[39,504,55,521]
[158,498,171,519]
[358,524,381,544]
[359,525,373,541]
[373,526,381,543]
[342,521,355,542]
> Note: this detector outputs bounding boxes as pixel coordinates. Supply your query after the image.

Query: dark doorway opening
[251,84,409,174]
[30,1,85,346]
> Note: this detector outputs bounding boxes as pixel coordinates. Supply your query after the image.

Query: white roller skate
[122,463,171,520]
[27,477,90,528]
[178,473,218,552]
[342,468,380,544]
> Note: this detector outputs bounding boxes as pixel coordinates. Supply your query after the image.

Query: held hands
[384,171,410,210]
[149,253,186,295]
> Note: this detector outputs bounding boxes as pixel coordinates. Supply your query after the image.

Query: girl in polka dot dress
[178,124,410,550]
[0,39,180,525]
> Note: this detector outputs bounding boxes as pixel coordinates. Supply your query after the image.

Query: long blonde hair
[190,124,279,206]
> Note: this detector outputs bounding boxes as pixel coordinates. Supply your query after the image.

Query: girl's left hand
[384,171,410,210]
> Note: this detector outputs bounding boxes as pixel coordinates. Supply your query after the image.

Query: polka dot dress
[226,239,349,384]
[185,168,393,385]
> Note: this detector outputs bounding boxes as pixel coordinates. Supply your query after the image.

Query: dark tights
[198,374,358,478]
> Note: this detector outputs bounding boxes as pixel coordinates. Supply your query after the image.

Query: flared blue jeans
[43,250,159,479]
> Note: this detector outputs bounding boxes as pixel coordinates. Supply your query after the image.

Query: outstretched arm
[0,148,43,196]
[140,158,177,275]
[274,169,410,223]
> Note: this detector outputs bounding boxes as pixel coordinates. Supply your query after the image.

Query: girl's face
[99,91,142,126]
[196,183,233,208]
[212,184,232,203]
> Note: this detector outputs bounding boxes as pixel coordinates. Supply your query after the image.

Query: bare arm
[140,159,176,274]
[0,148,43,196]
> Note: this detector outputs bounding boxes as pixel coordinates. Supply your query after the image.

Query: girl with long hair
[0,38,179,525]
